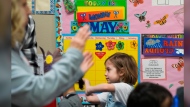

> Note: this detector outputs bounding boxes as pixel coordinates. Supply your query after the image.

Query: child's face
[105,60,120,83]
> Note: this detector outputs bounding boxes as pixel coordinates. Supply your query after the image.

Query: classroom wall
[32,15,56,54]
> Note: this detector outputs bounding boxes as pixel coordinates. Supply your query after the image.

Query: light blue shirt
[11,47,84,107]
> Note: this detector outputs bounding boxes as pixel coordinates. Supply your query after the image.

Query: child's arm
[83,79,115,104]
[84,79,115,95]
[85,93,100,104]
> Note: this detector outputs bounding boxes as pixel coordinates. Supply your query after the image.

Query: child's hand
[83,78,90,85]
[83,78,91,96]
[80,51,94,73]
[70,24,91,51]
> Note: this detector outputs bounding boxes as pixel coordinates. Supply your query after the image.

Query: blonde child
[84,52,138,107]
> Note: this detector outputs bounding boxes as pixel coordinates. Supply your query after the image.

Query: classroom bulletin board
[54,0,184,96]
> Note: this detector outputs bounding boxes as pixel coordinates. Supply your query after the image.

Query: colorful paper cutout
[55,0,63,51]
[95,52,106,59]
[178,80,184,85]
[129,0,144,7]
[146,20,151,28]
[57,28,62,34]
[77,9,124,22]
[39,47,62,73]
[57,9,61,15]
[134,11,147,22]
[171,57,184,71]
[96,42,104,51]
[105,41,116,50]
[116,41,124,50]
[56,35,62,42]
[71,21,129,34]
[63,0,75,14]
[169,84,174,89]
[55,2,61,8]
[154,14,169,25]
[56,16,60,21]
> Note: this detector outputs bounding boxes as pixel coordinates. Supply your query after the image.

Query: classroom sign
[143,38,184,56]
[77,9,125,22]
[75,0,127,20]
[142,58,166,80]
[71,21,129,34]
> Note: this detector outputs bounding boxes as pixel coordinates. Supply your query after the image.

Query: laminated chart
[62,34,140,90]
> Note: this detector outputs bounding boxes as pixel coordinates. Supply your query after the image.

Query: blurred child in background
[127,82,173,107]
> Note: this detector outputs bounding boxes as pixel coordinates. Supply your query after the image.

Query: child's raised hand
[83,78,91,96]
[70,24,91,52]
[80,51,94,74]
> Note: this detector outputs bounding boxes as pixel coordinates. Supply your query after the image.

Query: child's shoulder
[112,82,133,89]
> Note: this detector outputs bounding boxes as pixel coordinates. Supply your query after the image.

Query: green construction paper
[74,0,127,21]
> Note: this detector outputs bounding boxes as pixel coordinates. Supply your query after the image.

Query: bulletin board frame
[61,33,141,91]
[35,0,55,14]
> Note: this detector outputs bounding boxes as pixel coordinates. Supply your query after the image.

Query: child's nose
[104,72,107,76]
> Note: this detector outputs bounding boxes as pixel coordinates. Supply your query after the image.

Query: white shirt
[97,83,134,106]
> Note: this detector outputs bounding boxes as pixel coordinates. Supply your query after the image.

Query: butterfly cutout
[56,16,60,21]
[154,14,169,25]
[169,84,174,89]
[56,22,61,28]
[134,11,147,22]
[56,3,61,8]
[178,80,184,85]
[171,57,184,72]
[129,0,144,7]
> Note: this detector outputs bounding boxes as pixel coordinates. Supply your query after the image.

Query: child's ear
[119,68,125,76]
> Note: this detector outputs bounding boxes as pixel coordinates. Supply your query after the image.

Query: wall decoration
[143,38,184,56]
[62,34,140,90]
[71,21,130,34]
[154,14,168,25]
[74,0,127,20]
[134,11,147,22]
[128,1,183,33]
[129,0,144,7]
[142,58,166,80]
[152,0,184,6]
[77,9,125,22]
[54,0,184,96]
[35,0,55,14]
[141,34,184,54]
[171,57,184,72]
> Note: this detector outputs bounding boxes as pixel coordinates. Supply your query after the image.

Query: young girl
[84,52,138,107]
